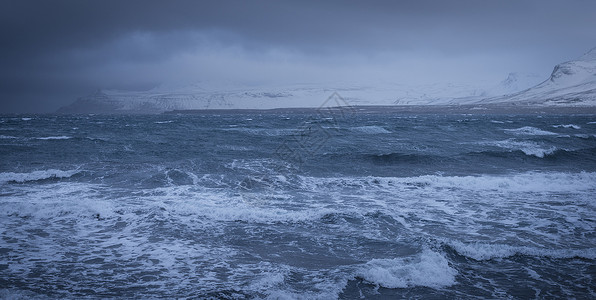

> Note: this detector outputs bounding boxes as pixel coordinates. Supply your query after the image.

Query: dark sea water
[1,111,595,299]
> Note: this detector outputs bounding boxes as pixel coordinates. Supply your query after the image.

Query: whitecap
[300,171,596,193]
[36,136,72,140]
[154,120,174,124]
[552,124,581,129]
[224,128,298,136]
[573,134,591,139]
[447,241,596,261]
[0,135,17,139]
[407,171,596,193]
[504,126,557,136]
[349,126,391,134]
[357,249,457,289]
[21,117,32,121]
[0,169,80,184]
[479,139,557,158]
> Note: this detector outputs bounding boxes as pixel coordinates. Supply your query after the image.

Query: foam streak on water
[1,114,595,299]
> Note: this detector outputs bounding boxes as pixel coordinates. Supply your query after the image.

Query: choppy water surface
[1,112,595,299]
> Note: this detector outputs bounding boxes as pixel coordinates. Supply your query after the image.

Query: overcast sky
[1,0,595,113]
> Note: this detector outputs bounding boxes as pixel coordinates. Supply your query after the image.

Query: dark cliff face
[56,90,164,114]
[57,91,120,113]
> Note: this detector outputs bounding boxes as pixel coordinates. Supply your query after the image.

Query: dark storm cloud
[1,0,596,112]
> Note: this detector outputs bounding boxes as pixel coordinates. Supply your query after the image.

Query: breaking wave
[299,171,596,193]
[552,124,581,129]
[36,136,72,140]
[446,241,596,261]
[349,126,392,134]
[0,169,81,184]
[357,249,457,289]
[504,126,558,136]
[478,139,557,158]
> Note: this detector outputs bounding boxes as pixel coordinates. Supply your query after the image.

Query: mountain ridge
[57,48,596,113]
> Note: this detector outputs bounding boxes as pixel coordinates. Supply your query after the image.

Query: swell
[318,147,596,169]
[466,148,596,160]
[321,152,448,166]
[443,241,596,261]
[0,169,81,184]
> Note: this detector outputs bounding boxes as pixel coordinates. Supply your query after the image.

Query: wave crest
[357,249,457,289]
[0,169,80,184]
[349,126,391,134]
[36,136,72,140]
[299,171,596,193]
[447,241,596,261]
[504,126,557,136]
[478,139,557,158]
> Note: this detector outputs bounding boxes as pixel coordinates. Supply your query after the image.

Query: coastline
[164,104,596,115]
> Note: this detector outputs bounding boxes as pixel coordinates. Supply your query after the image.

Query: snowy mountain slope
[481,72,544,97]
[471,48,596,106]
[57,82,489,113]
[57,48,596,113]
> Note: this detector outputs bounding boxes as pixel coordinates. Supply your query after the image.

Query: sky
[1,0,595,113]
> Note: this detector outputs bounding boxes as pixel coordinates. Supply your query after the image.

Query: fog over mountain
[476,47,596,106]
[1,0,596,112]
[55,48,596,113]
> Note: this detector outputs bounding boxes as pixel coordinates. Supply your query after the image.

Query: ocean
[1,109,595,299]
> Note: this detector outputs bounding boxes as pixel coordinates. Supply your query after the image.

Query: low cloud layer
[1,0,595,112]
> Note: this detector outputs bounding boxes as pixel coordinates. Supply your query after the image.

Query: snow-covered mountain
[57,82,487,113]
[57,48,596,113]
[481,72,544,97]
[472,47,596,106]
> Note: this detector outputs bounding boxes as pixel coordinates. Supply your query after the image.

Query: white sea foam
[225,128,298,136]
[552,124,581,129]
[0,169,80,184]
[2,167,593,298]
[21,117,32,121]
[145,186,338,223]
[447,241,596,261]
[357,249,457,289]
[479,139,557,158]
[0,288,45,299]
[218,144,255,151]
[573,134,592,139]
[421,171,596,193]
[300,171,596,194]
[154,120,174,124]
[0,135,17,139]
[504,126,557,136]
[36,136,72,140]
[349,126,391,134]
